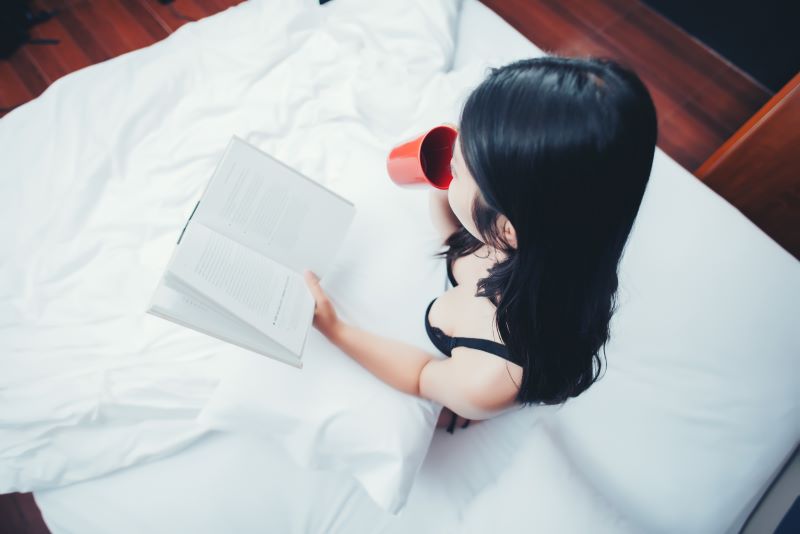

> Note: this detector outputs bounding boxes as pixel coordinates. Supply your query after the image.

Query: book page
[192,136,356,279]
[166,221,315,355]
[147,277,304,368]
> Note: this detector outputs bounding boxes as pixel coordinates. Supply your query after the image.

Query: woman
[303,55,658,434]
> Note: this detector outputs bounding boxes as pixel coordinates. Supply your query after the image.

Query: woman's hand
[303,270,341,340]
[436,406,479,433]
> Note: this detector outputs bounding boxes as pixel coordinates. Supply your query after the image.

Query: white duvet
[0,0,487,492]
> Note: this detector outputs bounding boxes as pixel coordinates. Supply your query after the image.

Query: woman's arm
[328,322,435,397]
[304,271,435,397]
[428,189,461,242]
[328,322,496,421]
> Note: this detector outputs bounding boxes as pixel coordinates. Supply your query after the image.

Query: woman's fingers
[436,407,475,432]
[303,270,340,338]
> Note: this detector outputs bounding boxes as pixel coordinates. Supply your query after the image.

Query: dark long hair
[433,56,657,406]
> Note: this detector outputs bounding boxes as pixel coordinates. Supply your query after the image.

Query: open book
[147,135,356,369]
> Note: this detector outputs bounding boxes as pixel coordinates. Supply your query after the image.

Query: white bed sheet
[30,0,800,533]
[3,0,463,495]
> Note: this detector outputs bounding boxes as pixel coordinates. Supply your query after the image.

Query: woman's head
[437,55,658,406]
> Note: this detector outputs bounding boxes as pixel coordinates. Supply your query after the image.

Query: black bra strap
[451,337,510,359]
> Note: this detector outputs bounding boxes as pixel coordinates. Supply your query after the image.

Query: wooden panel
[556,0,639,32]
[140,0,208,33]
[25,15,94,78]
[0,0,253,121]
[6,51,49,99]
[93,0,160,51]
[118,0,172,40]
[0,60,35,112]
[479,0,772,173]
[0,492,50,534]
[696,72,800,260]
[18,33,70,86]
[52,4,114,63]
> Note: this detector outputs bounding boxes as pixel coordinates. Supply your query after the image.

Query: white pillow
[459,418,640,534]
[543,150,800,533]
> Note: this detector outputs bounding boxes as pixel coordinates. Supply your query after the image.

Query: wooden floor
[0,0,246,116]
[0,0,777,532]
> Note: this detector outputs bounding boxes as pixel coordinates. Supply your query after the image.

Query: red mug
[386,124,458,190]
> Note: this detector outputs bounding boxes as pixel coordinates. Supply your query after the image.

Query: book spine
[177,200,201,245]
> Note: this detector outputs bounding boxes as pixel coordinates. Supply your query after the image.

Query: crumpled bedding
[0,0,490,492]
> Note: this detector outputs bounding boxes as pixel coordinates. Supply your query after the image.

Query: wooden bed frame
[696,72,800,262]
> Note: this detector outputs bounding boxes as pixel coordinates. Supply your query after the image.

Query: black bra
[424,257,512,361]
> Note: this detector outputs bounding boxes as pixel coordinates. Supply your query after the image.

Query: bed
[2,0,798,532]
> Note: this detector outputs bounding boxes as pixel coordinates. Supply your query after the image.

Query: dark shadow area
[643,0,800,91]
